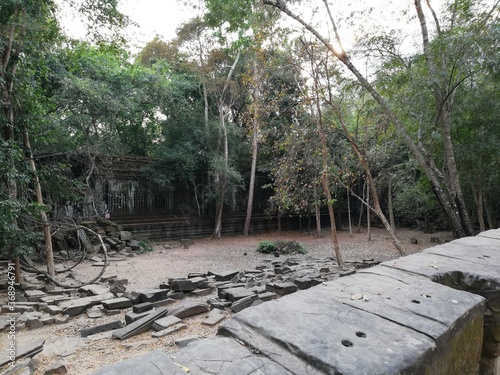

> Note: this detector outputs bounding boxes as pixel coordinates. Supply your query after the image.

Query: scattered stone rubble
[0,240,380,372]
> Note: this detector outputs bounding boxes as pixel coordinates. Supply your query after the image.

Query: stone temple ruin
[1,229,500,374]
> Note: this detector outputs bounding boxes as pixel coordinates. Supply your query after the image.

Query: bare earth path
[1,228,452,375]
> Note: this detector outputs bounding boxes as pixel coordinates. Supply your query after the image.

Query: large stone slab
[220,276,483,375]
[92,350,184,375]
[139,289,169,303]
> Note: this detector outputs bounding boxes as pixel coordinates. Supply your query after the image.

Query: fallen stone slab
[189,287,214,297]
[202,309,226,326]
[26,317,43,329]
[171,301,209,319]
[2,359,33,375]
[81,320,123,337]
[86,305,104,319]
[139,289,169,303]
[225,287,256,302]
[152,322,187,338]
[59,292,115,316]
[230,294,259,313]
[152,315,182,331]
[101,297,132,310]
[79,284,110,296]
[124,310,152,325]
[92,350,185,375]
[112,308,169,340]
[267,282,298,296]
[208,270,240,282]
[170,279,195,292]
[44,305,63,315]
[25,290,47,302]
[132,302,153,314]
[0,339,45,367]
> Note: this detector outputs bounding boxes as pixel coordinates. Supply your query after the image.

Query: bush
[256,240,307,255]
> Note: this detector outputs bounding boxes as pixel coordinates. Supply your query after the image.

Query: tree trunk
[472,186,485,232]
[388,174,396,232]
[366,179,372,241]
[244,60,260,236]
[23,129,55,276]
[347,188,353,237]
[314,185,322,236]
[212,51,240,238]
[483,194,498,230]
[357,181,365,233]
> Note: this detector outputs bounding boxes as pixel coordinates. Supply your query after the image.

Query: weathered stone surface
[0,339,44,367]
[119,231,132,241]
[124,310,152,325]
[225,287,255,302]
[112,308,168,340]
[171,301,209,319]
[59,293,115,316]
[152,322,187,338]
[79,284,110,296]
[25,290,47,302]
[92,350,185,375]
[230,294,259,313]
[208,270,240,282]
[86,305,104,318]
[267,282,298,296]
[152,315,182,331]
[170,279,195,292]
[173,337,294,374]
[44,305,63,315]
[139,289,169,303]
[26,317,43,329]
[101,297,132,310]
[81,320,123,337]
[132,302,153,314]
[202,309,226,326]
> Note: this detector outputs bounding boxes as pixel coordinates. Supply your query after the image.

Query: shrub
[256,240,307,255]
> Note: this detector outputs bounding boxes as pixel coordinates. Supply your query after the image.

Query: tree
[258,0,498,238]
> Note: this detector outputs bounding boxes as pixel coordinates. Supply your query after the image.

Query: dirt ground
[0,227,453,375]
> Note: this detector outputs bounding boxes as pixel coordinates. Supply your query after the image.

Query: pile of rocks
[0,253,379,372]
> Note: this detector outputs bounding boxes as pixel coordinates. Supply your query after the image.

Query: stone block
[112,308,169,340]
[268,282,298,296]
[102,297,132,310]
[124,310,152,325]
[79,284,110,296]
[170,279,195,292]
[171,301,209,319]
[225,288,255,302]
[139,289,169,303]
[208,270,240,282]
[26,318,43,329]
[59,293,115,316]
[81,320,123,337]
[25,290,47,302]
[133,302,153,314]
[119,231,132,241]
[230,294,258,313]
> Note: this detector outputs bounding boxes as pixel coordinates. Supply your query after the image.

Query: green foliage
[256,240,307,254]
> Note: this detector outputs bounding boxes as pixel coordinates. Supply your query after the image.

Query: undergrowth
[256,240,307,255]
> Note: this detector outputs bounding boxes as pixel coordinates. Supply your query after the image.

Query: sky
[56,0,446,55]
[56,0,195,50]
